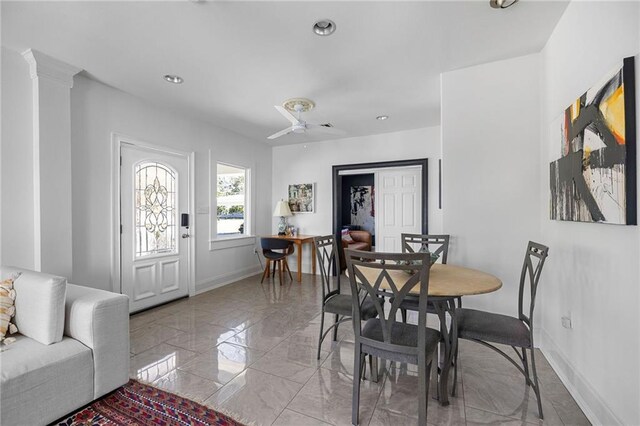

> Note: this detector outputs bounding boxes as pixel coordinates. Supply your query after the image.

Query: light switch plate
[561,316,572,329]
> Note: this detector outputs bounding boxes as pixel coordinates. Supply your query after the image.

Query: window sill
[209,235,256,251]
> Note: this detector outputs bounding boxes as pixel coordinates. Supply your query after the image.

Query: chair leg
[529,347,544,419]
[522,347,531,386]
[418,359,428,425]
[452,343,459,397]
[333,314,340,341]
[277,259,284,285]
[260,260,270,283]
[352,346,363,425]
[368,355,378,383]
[401,308,407,323]
[284,259,293,280]
[317,310,326,360]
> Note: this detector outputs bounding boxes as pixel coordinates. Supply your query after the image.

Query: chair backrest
[401,234,450,264]
[345,249,430,358]
[518,241,549,329]
[314,235,340,301]
[261,237,292,252]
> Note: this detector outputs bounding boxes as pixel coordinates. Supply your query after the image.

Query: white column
[22,49,81,278]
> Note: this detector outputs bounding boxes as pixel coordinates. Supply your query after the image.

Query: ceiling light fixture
[490,0,519,9]
[313,19,336,36]
[163,74,183,84]
[376,115,389,121]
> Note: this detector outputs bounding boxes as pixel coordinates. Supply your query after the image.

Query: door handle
[181,233,190,239]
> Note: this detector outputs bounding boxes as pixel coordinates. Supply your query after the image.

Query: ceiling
[1,1,569,146]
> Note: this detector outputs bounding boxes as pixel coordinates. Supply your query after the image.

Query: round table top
[347,263,502,297]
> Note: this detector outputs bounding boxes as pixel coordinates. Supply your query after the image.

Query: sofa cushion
[0,334,94,425]
[348,242,369,251]
[0,266,66,345]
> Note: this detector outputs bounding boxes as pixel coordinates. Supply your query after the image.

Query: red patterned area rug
[56,379,244,426]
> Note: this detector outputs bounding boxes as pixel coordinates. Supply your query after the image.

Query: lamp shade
[273,200,292,217]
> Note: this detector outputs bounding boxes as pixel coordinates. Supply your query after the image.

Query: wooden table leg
[296,241,303,282]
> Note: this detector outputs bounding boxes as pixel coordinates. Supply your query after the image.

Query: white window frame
[210,155,255,251]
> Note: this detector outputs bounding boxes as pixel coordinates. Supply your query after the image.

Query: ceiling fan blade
[267,127,294,140]
[307,123,346,136]
[274,105,299,124]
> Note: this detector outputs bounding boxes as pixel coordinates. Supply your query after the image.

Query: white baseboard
[539,328,622,426]
[195,265,262,295]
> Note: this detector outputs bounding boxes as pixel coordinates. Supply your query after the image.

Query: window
[216,163,249,237]
[134,161,177,257]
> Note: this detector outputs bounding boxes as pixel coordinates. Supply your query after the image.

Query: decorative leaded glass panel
[135,162,177,258]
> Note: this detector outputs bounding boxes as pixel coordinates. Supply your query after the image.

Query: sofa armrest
[64,284,129,399]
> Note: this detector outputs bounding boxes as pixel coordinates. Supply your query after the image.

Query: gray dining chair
[345,249,441,426]
[313,235,378,361]
[455,241,549,419]
[398,234,451,322]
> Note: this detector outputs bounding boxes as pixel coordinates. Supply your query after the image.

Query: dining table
[347,262,502,406]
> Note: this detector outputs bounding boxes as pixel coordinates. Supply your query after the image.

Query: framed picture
[288,183,315,213]
[550,56,636,225]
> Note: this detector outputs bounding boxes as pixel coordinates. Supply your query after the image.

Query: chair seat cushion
[324,294,378,320]
[456,308,531,348]
[360,318,441,364]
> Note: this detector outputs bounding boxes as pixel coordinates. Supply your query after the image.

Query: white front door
[120,143,190,312]
[375,167,422,252]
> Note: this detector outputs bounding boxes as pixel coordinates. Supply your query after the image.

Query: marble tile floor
[129,273,590,426]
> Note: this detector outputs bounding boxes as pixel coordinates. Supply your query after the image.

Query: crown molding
[22,49,82,88]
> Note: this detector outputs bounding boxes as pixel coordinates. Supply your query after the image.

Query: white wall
[441,53,541,317]
[271,127,442,273]
[1,47,35,269]
[539,3,640,425]
[68,74,272,292]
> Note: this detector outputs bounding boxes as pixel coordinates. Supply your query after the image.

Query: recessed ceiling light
[163,74,183,84]
[313,19,336,36]
[376,115,389,121]
[490,0,518,9]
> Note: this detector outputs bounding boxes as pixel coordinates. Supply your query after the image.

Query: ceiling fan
[267,98,345,140]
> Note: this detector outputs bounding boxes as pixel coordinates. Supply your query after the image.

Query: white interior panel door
[375,167,422,252]
[121,144,189,312]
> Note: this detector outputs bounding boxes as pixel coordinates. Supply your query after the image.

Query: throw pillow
[341,229,354,243]
[0,273,21,346]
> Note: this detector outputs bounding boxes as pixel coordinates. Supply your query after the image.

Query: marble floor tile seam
[257,350,375,426]
[152,368,226,404]
[277,407,335,426]
[463,405,543,426]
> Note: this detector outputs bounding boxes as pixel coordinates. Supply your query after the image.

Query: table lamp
[273,200,292,235]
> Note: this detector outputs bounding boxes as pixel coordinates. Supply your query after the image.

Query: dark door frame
[332,158,429,242]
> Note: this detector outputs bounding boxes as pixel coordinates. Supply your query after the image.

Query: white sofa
[0,266,129,425]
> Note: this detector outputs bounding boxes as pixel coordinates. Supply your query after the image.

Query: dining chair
[260,237,294,285]
[398,234,451,323]
[313,235,378,361]
[345,249,441,426]
[455,241,549,418]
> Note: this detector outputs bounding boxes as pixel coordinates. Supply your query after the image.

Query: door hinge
[120,224,123,234]
[120,156,122,166]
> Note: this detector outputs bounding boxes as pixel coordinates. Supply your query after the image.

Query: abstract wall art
[550,56,636,225]
[350,185,375,235]
[288,183,315,213]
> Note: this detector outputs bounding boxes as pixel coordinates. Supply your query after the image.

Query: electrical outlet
[561,316,572,329]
